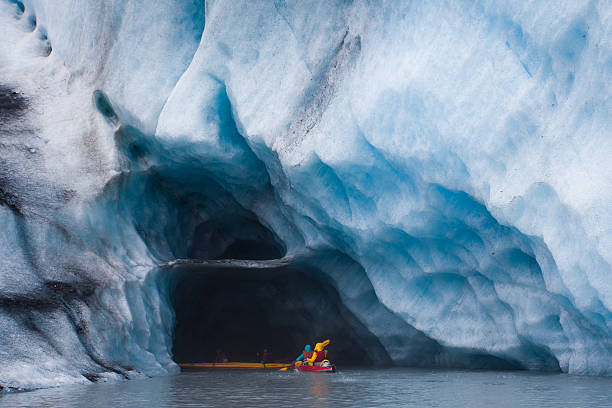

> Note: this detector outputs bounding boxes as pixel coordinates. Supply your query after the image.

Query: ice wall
[0,0,611,390]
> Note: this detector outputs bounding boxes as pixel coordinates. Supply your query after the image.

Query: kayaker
[306,339,330,366]
[215,349,222,363]
[215,349,228,363]
[295,344,313,364]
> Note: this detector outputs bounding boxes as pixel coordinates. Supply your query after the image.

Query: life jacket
[313,349,327,362]
[303,351,314,360]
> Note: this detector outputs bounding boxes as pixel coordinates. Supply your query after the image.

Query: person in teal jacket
[295,345,313,362]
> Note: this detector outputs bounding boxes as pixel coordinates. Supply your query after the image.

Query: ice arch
[0,0,611,391]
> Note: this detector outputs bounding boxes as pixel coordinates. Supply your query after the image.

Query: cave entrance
[169,264,383,366]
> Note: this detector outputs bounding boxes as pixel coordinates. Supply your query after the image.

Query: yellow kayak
[179,362,292,370]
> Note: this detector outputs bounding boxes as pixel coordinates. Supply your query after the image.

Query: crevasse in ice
[0,0,611,390]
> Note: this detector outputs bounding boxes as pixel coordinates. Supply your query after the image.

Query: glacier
[0,0,611,390]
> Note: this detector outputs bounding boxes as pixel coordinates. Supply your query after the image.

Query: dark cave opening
[107,124,388,367]
[188,217,285,261]
[169,263,387,366]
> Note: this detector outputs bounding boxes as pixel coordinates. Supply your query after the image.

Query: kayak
[179,362,291,370]
[178,361,336,373]
[296,364,336,373]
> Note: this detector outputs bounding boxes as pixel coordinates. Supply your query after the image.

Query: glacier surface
[0,0,611,390]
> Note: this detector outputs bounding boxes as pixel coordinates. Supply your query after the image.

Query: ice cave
[0,0,611,391]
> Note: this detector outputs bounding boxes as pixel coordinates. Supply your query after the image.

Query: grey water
[2,368,612,407]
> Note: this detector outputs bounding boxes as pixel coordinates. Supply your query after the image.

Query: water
[2,368,612,407]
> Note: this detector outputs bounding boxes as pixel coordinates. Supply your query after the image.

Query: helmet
[304,345,311,352]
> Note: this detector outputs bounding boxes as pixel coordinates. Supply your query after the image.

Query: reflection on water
[3,368,612,408]
[308,372,330,407]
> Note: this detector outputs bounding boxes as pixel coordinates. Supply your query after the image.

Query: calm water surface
[2,368,612,407]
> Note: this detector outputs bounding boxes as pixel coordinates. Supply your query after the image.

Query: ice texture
[0,0,611,389]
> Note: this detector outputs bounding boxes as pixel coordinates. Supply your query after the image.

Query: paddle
[279,362,296,371]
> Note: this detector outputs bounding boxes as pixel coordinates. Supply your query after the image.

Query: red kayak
[295,364,336,373]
